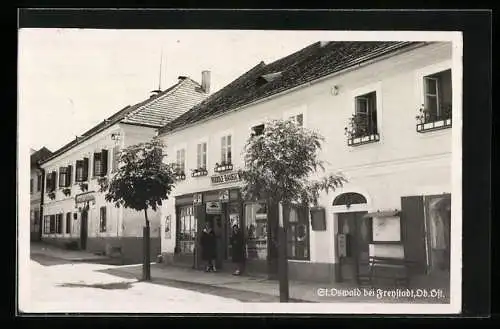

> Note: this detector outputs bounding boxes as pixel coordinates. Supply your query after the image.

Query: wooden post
[143,209,151,281]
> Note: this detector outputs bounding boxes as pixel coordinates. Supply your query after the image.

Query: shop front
[171,170,280,276]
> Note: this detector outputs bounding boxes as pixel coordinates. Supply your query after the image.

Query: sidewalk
[100,263,450,304]
[30,242,112,262]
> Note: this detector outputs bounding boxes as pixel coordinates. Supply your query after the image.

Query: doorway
[205,213,226,269]
[337,212,371,283]
[80,210,88,250]
[425,194,451,277]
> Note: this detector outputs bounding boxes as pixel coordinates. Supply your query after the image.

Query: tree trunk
[278,202,290,302]
[142,209,151,281]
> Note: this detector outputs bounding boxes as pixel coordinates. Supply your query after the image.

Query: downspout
[39,165,46,241]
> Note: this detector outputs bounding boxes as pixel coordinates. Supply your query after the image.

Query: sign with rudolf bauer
[210,171,241,186]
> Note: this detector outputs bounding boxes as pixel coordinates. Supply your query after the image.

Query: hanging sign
[206,201,222,214]
[193,193,203,205]
[210,171,241,185]
[218,189,230,203]
[75,192,95,204]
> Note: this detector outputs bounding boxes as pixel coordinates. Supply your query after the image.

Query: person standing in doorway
[230,224,245,275]
[201,221,217,272]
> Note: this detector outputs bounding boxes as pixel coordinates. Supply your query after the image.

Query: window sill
[416,118,452,133]
[347,133,380,147]
[214,164,234,173]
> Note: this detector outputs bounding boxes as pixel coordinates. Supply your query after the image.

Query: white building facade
[39,76,209,263]
[158,41,457,286]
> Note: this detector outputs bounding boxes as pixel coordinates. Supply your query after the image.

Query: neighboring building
[30,147,53,241]
[157,41,455,287]
[38,73,210,263]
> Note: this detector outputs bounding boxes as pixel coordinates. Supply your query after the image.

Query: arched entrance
[333,192,371,284]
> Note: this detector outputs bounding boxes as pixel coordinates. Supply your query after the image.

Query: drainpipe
[38,166,46,241]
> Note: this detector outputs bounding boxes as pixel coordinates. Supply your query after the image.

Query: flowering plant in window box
[174,170,186,181]
[416,103,452,133]
[344,113,379,146]
[214,161,233,173]
[48,191,56,200]
[191,167,208,177]
[62,188,71,197]
[79,182,88,192]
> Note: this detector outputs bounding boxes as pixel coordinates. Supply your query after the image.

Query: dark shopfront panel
[173,188,279,276]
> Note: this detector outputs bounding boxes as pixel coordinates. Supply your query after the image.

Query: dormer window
[256,72,282,87]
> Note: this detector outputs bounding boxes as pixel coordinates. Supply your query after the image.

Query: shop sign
[206,201,222,214]
[75,192,95,204]
[210,171,241,186]
[218,189,230,203]
[193,193,203,206]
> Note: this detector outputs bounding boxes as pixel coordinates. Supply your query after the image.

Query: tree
[239,119,347,301]
[99,136,175,281]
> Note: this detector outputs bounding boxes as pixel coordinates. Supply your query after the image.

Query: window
[423,69,452,123]
[46,171,57,192]
[112,145,120,172]
[75,158,89,182]
[93,149,109,177]
[244,202,268,260]
[287,205,310,260]
[30,179,33,194]
[176,206,196,253]
[221,135,232,164]
[196,142,207,169]
[37,173,42,191]
[58,166,72,187]
[43,215,52,234]
[176,149,186,174]
[355,91,378,136]
[251,124,265,137]
[66,212,72,234]
[288,113,304,127]
[99,206,107,232]
[56,214,63,234]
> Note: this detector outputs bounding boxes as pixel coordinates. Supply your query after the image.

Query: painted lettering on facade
[210,171,241,185]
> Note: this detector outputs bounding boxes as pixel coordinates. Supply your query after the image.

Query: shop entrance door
[205,213,226,269]
[337,212,370,283]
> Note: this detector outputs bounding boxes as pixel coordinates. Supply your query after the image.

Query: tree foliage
[99,137,175,224]
[239,119,347,207]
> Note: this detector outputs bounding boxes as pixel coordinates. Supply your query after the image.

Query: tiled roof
[159,41,425,135]
[40,77,207,164]
[31,147,53,166]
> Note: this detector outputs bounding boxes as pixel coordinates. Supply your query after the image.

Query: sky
[19,29,334,152]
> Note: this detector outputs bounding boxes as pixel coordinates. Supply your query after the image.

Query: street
[23,254,240,313]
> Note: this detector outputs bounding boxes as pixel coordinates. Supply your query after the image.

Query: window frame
[283,104,307,128]
[243,201,269,261]
[196,141,208,170]
[176,205,196,254]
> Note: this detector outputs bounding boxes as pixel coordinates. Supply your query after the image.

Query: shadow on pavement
[57,281,136,290]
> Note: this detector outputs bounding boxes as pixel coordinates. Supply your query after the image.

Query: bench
[367,256,412,288]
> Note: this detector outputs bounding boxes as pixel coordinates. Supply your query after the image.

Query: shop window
[244,202,268,260]
[43,215,52,234]
[286,205,310,260]
[66,212,72,234]
[177,205,196,254]
[99,206,107,232]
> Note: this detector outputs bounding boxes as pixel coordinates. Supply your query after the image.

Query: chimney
[201,70,211,93]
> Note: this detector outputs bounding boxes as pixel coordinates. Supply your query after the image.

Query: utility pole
[278,202,289,302]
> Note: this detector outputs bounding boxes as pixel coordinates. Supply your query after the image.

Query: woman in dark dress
[200,222,217,272]
[230,224,245,275]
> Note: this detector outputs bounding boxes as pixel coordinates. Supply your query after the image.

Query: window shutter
[93,152,101,177]
[66,165,72,186]
[401,196,427,275]
[101,149,108,176]
[83,157,89,181]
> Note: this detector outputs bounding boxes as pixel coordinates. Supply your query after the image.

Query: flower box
[214,162,233,173]
[191,168,208,177]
